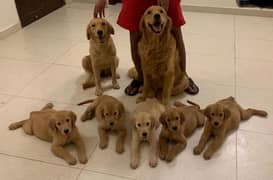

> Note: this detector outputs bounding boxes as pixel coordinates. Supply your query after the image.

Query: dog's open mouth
[98,36,105,43]
[149,22,163,34]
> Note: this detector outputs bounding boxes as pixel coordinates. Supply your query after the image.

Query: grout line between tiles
[80,168,136,180]
[238,129,273,136]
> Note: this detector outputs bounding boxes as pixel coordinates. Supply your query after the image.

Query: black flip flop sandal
[125,80,143,96]
[185,78,199,95]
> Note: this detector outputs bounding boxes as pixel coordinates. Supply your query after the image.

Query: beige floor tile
[0,59,50,95]
[78,170,132,180]
[0,154,80,180]
[0,94,13,108]
[236,87,273,134]
[237,131,273,180]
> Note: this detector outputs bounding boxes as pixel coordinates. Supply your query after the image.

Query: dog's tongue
[153,24,162,33]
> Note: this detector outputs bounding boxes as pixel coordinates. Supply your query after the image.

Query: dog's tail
[187,100,201,109]
[78,99,95,106]
[127,67,138,80]
[8,119,28,130]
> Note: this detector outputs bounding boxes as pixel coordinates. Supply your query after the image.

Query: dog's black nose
[172,126,178,131]
[64,129,69,134]
[154,14,160,20]
[142,132,147,137]
[110,122,114,126]
[97,30,103,36]
[214,122,219,126]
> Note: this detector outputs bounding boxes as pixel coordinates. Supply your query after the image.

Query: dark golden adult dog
[134,6,188,105]
[193,97,268,160]
[79,95,126,154]
[82,18,119,96]
[9,103,87,165]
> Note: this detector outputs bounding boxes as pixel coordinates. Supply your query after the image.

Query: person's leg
[124,31,143,96]
[172,27,199,95]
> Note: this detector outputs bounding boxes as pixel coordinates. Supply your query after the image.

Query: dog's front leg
[162,72,175,105]
[81,103,96,122]
[165,136,186,162]
[159,135,168,160]
[116,128,126,154]
[51,144,77,165]
[111,62,120,89]
[73,136,88,164]
[98,127,108,149]
[136,73,150,103]
[149,134,158,168]
[203,134,225,160]
[93,68,103,96]
[130,135,140,169]
[193,125,211,155]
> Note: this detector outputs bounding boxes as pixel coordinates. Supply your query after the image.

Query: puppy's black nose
[142,132,147,137]
[214,122,219,126]
[172,126,178,131]
[97,30,103,36]
[154,13,160,20]
[110,122,114,126]
[64,129,69,134]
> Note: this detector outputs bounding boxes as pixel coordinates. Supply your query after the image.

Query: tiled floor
[0,2,272,180]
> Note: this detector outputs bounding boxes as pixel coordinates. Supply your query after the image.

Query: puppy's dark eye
[146,122,150,126]
[91,24,95,27]
[176,116,179,120]
[105,113,109,116]
[147,11,151,15]
[114,112,118,116]
[219,113,223,117]
[66,119,70,122]
[167,118,170,122]
[102,22,105,26]
[137,123,141,127]
[160,10,164,14]
[211,113,215,116]
[57,122,61,126]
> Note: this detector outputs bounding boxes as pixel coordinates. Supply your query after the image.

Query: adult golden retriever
[133,6,188,105]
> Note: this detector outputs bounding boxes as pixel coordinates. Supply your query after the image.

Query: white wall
[0,0,20,33]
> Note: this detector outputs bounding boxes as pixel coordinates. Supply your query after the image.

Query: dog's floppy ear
[203,105,212,119]
[150,115,159,129]
[107,21,114,35]
[159,112,167,127]
[139,14,146,32]
[179,111,185,125]
[117,103,125,119]
[97,105,105,120]
[48,117,57,133]
[69,111,77,127]
[86,24,91,40]
[224,108,231,120]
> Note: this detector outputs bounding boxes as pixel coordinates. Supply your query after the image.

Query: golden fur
[8,103,87,165]
[82,18,120,96]
[159,103,205,162]
[193,97,268,160]
[133,6,188,105]
[130,99,165,169]
[79,95,126,154]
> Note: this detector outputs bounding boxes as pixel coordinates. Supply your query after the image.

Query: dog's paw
[165,154,175,162]
[149,158,158,168]
[193,146,202,155]
[80,115,87,122]
[203,151,212,160]
[136,96,145,103]
[66,157,77,165]
[116,144,125,154]
[95,88,103,96]
[159,152,167,160]
[8,123,17,130]
[99,142,108,149]
[79,155,88,164]
[130,160,139,169]
[112,83,120,89]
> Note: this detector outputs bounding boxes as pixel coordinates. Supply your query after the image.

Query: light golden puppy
[159,103,205,162]
[8,103,87,165]
[134,6,188,105]
[130,98,165,169]
[79,95,126,153]
[193,97,268,160]
[82,18,120,96]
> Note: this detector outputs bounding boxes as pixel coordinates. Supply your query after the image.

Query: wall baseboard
[0,23,21,39]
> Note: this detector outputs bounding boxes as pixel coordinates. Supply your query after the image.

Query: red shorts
[117,0,186,31]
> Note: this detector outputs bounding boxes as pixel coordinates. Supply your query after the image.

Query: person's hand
[94,0,106,18]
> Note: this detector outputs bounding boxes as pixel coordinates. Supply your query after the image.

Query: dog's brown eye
[137,123,141,127]
[57,122,61,126]
[176,116,179,120]
[219,113,223,117]
[160,10,164,14]
[91,24,95,27]
[66,119,70,122]
[105,113,109,116]
[147,11,151,15]
[114,112,118,116]
[146,122,150,126]
[211,113,215,116]
[102,22,105,26]
[167,118,170,122]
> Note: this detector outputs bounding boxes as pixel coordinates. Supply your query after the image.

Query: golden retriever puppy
[159,103,205,162]
[193,96,268,160]
[130,98,165,169]
[8,103,87,165]
[79,95,126,153]
[135,6,189,105]
[82,18,119,96]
